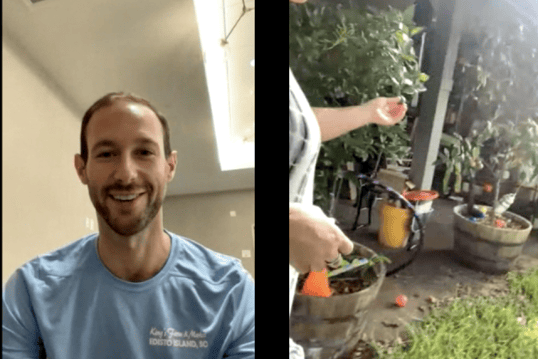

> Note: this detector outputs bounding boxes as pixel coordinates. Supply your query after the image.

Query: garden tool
[327,258,369,278]
[301,268,332,297]
[301,258,370,297]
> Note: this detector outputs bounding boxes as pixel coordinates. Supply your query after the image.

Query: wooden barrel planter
[289,242,386,359]
[453,204,532,274]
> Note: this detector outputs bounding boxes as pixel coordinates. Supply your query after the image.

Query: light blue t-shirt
[2,230,255,359]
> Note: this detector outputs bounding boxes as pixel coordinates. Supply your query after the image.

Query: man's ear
[166,151,178,183]
[74,154,89,185]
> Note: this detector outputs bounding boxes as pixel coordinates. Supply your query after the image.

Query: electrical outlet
[230,211,236,217]
[242,250,251,258]
[86,217,95,230]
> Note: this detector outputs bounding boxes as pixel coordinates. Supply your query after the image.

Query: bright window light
[193,0,254,171]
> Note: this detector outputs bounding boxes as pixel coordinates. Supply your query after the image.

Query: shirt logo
[149,327,208,349]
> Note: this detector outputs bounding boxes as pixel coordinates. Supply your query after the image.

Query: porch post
[409,0,465,190]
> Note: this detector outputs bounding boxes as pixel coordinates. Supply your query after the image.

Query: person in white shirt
[289,2,408,356]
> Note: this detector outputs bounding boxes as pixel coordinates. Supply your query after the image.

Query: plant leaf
[402,4,415,24]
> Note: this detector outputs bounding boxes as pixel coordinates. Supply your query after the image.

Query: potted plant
[448,121,538,274]
[289,3,429,213]
[435,8,538,273]
[289,242,389,359]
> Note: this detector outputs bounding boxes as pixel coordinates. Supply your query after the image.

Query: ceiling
[3,0,254,197]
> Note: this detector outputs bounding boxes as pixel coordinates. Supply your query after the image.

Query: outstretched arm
[313,97,408,142]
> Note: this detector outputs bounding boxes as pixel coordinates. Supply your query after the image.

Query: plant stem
[373,150,384,177]
[491,176,502,224]
[466,176,476,216]
[491,159,505,225]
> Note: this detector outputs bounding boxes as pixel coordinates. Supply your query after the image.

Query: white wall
[2,38,97,286]
[163,190,255,279]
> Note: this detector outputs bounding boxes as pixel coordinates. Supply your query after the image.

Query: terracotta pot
[289,242,386,359]
[453,204,532,273]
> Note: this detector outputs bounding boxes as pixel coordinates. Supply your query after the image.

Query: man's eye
[97,152,112,158]
[138,149,153,156]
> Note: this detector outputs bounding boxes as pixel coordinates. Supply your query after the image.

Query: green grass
[372,267,538,358]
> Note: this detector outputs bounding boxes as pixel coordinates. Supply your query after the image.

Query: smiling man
[76,96,176,283]
[2,92,255,359]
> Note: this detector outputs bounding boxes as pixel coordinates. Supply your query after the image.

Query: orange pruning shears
[301,258,369,297]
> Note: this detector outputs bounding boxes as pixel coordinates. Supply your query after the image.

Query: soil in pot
[296,265,379,296]
[461,206,527,230]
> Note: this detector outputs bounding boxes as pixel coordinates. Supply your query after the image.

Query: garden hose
[356,174,425,276]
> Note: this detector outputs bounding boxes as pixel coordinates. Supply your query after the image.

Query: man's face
[75,100,177,236]
[289,0,308,3]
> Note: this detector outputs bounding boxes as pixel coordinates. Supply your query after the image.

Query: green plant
[435,10,538,223]
[289,3,428,212]
[507,267,538,313]
[482,120,538,220]
[334,253,391,277]
[436,131,485,198]
[327,253,391,293]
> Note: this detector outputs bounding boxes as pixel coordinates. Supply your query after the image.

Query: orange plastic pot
[402,190,439,202]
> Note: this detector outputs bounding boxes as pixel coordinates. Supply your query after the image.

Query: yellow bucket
[378,201,412,248]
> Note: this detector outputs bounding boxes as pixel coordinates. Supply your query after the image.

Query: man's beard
[89,185,163,236]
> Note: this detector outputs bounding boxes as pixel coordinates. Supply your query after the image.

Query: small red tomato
[395,295,408,307]
[483,183,493,193]
[495,219,506,228]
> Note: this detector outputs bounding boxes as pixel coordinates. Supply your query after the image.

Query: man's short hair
[80,92,172,163]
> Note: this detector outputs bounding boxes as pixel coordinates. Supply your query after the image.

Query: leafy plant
[289,3,429,212]
[332,254,391,282]
[435,10,538,224]
[436,131,485,197]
